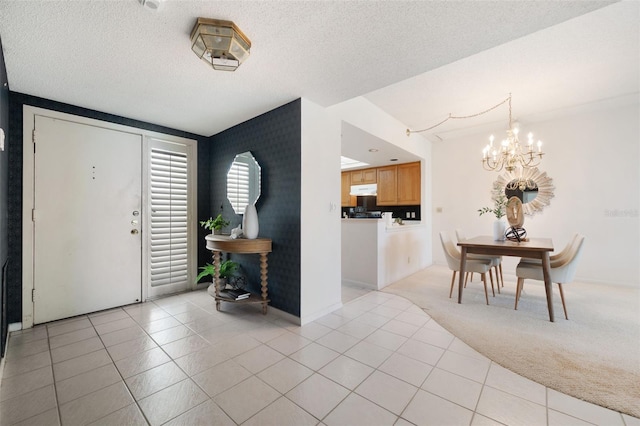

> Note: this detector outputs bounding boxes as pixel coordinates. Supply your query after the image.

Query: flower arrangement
[478,182,507,220]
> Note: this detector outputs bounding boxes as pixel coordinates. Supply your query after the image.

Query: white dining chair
[518,233,581,266]
[456,229,504,292]
[440,231,494,305]
[514,234,585,319]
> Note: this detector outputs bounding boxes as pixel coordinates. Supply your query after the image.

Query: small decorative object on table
[478,182,507,241]
[505,196,528,241]
[243,203,259,239]
[230,224,243,239]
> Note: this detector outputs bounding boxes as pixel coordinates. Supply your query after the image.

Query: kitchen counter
[341,219,428,290]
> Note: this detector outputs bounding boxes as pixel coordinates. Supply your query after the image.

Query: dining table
[457,236,556,321]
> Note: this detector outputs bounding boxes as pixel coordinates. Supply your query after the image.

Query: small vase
[243,203,259,239]
[493,219,506,241]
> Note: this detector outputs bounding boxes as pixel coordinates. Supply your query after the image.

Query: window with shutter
[149,149,189,288]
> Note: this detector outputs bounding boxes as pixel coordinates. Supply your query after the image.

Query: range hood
[350,183,377,196]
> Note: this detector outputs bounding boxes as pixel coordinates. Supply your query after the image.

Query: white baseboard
[300,301,343,326]
[267,306,302,326]
[342,279,377,290]
[8,322,22,332]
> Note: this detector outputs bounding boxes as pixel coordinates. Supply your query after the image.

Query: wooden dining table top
[458,236,554,252]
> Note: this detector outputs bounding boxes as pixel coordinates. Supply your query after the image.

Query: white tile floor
[1,284,638,426]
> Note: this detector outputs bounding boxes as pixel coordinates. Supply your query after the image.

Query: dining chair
[455,229,504,293]
[518,233,581,266]
[514,234,585,319]
[440,231,494,305]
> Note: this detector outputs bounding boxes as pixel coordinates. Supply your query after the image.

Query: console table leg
[213,251,221,311]
[260,252,268,314]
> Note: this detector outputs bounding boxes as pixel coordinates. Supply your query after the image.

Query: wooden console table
[205,235,272,314]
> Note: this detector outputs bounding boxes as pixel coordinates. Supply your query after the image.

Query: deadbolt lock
[131,229,139,235]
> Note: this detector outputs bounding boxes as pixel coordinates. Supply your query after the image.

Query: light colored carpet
[382,265,640,418]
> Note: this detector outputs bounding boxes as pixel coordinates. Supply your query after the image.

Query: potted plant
[478,182,508,241]
[200,213,230,235]
[196,259,239,287]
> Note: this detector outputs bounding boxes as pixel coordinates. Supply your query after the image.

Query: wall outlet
[406,212,410,218]
[411,212,415,218]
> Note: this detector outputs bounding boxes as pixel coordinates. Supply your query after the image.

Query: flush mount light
[138,0,162,11]
[190,18,251,71]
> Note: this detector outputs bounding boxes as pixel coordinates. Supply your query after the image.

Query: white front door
[33,115,143,324]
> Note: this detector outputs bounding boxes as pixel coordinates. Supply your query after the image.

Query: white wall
[329,97,434,265]
[300,99,343,324]
[342,220,429,290]
[432,101,640,287]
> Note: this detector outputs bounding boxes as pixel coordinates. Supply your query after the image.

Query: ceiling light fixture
[482,95,544,173]
[138,0,162,11]
[406,94,545,173]
[190,18,251,72]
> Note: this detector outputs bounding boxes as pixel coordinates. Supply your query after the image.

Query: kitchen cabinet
[351,168,377,184]
[376,166,397,206]
[397,162,421,205]
[376,161,421,206]
[342,161,421,207]
[341,172,356,206]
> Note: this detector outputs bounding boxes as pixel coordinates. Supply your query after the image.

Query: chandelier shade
[190,18,251,71]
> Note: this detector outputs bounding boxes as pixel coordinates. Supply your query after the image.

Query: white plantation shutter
[227,161,250,214]
[149,149,189,287]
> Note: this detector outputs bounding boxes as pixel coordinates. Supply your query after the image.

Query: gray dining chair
[514,234,585,319]
[440,231,494,305]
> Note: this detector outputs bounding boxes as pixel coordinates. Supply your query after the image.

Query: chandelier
[405,94,546,173]
[482,95,544,172]
[190,18,251,71]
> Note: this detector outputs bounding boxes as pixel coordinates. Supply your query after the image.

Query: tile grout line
[90,307,154,426]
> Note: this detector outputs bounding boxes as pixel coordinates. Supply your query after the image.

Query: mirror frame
[495,167,554,216]
[227,151,261,215]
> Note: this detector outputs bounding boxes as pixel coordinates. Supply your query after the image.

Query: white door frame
[22,106,198,328]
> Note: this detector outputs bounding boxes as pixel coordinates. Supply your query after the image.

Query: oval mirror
[495,167,554,216]
[227,151,261,215]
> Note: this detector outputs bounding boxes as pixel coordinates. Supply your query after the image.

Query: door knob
[131,229,139,235]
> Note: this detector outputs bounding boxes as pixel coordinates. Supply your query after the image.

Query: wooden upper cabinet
[376,166,397,206]
[342,162,420,207]
[397,162,421,205]
[351,168,377,184]
[341,172,356,207]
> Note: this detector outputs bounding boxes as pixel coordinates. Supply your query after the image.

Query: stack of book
[219,288,251,300]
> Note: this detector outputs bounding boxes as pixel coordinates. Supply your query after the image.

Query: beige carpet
[382,265,640,418]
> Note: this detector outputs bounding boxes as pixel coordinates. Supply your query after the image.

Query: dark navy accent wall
[6,92,210,324]
[0,36,10,355]
[208,99,301,317]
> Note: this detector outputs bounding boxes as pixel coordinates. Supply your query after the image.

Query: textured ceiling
[0,0,633,143]
[366,0,639,142]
